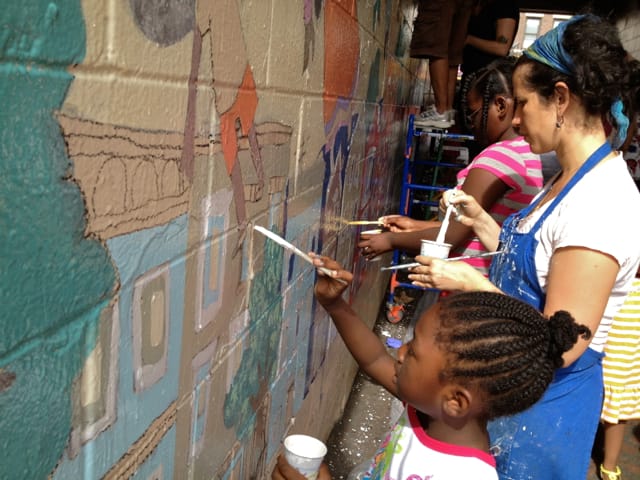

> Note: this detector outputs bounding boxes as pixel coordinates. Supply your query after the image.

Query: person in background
[272,256,590,480]
[460,0,519,156]
[461,0,520,84]
[359,57,542,277]
[599,268,640,480]
[409,15,640,479]
[410,0,473,129]
[598,73,640,480]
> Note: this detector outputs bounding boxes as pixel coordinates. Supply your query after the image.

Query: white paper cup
[420,239,451,258]
[283,434,327,480]
[360,229,384,262]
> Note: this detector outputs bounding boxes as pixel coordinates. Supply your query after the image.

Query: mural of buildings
[0,0,422,478]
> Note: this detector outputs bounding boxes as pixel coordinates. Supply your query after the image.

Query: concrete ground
[324,290,640,480]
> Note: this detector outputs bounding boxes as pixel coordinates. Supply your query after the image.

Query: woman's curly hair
[516,15,640,131]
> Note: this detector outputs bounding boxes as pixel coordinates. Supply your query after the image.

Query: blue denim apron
[487,142,610,479]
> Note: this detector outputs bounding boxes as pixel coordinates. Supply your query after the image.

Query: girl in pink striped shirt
[359,57,544,275]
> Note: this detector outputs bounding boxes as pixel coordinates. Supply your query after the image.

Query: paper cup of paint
[420,239,451,259]
[361,229,383,262]
[283,434,327,480]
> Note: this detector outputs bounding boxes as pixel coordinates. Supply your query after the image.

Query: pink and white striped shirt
[452,137,543,275]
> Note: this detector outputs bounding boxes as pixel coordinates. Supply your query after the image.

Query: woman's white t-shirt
[516,153,640,351]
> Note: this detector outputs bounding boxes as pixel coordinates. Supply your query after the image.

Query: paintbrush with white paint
[380,250,504,271]
[253,225,347,285]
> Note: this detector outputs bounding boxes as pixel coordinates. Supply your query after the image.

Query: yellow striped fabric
[601,279,640,423]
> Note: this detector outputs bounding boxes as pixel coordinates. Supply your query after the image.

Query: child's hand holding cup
[282,434,328,480]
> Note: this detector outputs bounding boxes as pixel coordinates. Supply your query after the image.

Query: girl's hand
[408,256,492,292]
[379,215,424,232]
[272,454,332,480]
[311,255,353,307]
[358,232,393,260]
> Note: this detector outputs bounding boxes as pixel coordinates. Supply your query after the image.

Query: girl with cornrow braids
[272,257,589,480]
[410,14,640,480]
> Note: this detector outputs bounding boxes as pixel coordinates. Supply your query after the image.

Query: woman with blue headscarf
[408,14,640,479]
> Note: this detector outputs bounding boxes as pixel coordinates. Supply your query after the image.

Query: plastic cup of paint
[283,434,327,480]
[360,229,383,262]
[420,239,451,259]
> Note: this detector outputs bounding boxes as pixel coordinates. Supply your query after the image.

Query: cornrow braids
[460,70,479,134]
[462,57,517,145]
[435,291,590,420]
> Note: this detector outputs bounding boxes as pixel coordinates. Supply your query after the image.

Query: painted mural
[0,0,419,478]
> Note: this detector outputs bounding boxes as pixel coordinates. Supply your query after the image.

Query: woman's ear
[554,81,570,113]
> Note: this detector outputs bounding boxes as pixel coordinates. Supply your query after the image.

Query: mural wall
[0,0,422,478]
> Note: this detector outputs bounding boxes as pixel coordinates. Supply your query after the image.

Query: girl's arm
[359,169,510,259]
[543,247,619,366]
[447,192,502,251]
[313,256,397,394]
[442,168,511,246]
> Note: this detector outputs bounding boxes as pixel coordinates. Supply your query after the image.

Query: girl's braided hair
[435,291,591,420]
[460,57,516,145]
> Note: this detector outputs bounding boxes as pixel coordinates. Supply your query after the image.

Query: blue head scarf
[523,15,583,75]
[524,14,629,148]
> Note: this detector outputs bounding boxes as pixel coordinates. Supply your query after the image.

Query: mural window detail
[195,191,232,331]
[132,265,170,392]
[68,302,120,458]
[189,341,217,461]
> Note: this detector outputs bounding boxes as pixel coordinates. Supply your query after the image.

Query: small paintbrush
[380,250,504,271]
[346,220,383,226]
[253,225,347,285]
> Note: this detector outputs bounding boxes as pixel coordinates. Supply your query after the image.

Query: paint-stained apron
[486,143,611,480]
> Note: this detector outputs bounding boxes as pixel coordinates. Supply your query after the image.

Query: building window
[523,17,541,49]
[552,15,572,30]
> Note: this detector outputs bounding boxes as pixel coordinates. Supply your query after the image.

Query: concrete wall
[0,0,425,478]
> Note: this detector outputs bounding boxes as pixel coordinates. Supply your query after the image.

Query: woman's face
[512,65,558,154]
